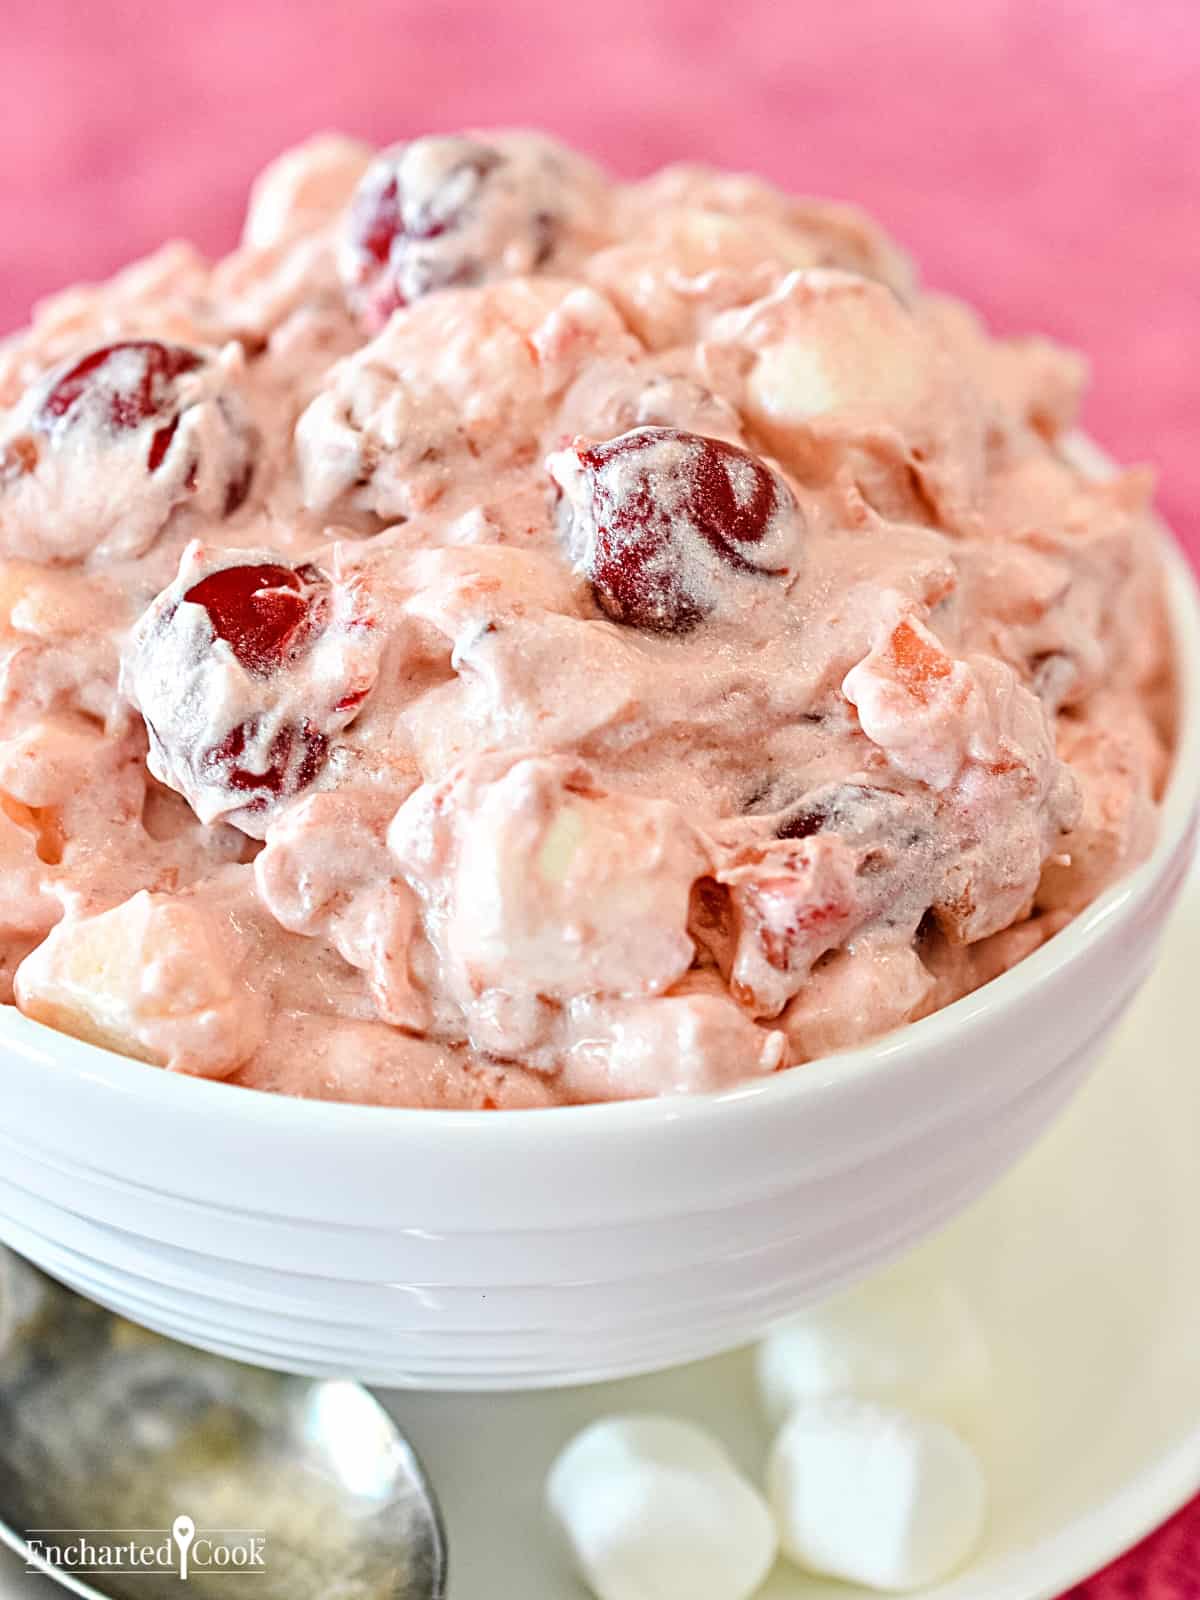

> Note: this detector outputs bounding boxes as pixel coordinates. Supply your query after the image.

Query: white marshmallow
[767,1396,987,1591]
[756,1259,991,1431]
[546,1415,777,1600]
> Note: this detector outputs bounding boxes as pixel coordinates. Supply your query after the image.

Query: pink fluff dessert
[0,132,1175,1106]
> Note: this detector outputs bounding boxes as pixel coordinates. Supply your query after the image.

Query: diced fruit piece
[15,891,263,1077]
[717,834,861,1016]
[562,982,787,1101]
[0,793,63,864]
[242,133,373,250]
[388,755,709,1056]
[781,940,937,1060]
[0,793,61,940]
[842,611,975,791]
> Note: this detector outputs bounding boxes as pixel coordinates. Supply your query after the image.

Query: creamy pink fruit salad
[0,132,1174,1106]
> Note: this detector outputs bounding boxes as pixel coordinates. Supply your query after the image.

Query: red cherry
[776,805,827,841]
[221,453,254,517]
[38,341,202,473]
[748,877,854,972]
[775,783,916,846]
[129,553,384,834]
[352,172,403,269]
[560,427,797,634]
[204,718,329,805]
[344,142,503,324]
[777,785,881,841]
[184,562,327,676]
[341,137,550,327]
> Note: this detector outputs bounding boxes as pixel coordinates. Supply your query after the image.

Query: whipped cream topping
[0,131,1174,1104]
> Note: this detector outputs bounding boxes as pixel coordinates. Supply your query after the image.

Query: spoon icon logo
[172,1516,196,1580]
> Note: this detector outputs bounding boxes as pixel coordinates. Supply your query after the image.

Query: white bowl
[0,543,1196,1391]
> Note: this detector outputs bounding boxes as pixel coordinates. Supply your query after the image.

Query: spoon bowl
[0,1251,446,1600]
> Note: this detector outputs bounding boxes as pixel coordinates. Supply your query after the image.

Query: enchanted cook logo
[25,1514,267,1580]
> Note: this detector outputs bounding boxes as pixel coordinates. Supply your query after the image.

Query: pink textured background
[1,3,1197,1592]
[3,0,1197,571]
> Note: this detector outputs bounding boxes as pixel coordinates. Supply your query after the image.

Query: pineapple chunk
[15,892,262,1078]
[0,792,63,864]
[0,559,123,638]
[0,792,60,938]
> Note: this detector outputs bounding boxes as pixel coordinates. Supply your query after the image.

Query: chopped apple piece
[15,891,262,1078]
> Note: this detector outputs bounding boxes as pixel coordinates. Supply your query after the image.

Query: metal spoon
[0,1249,447,1600]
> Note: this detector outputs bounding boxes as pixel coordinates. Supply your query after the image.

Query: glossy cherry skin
[39,341,201,471]
[559,426,797,634]
[184,562,327,677]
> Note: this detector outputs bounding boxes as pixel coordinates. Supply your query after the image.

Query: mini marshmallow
[767,1395,987,1591]
[546,1415,777,1600]
[756,1258,991,1431]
